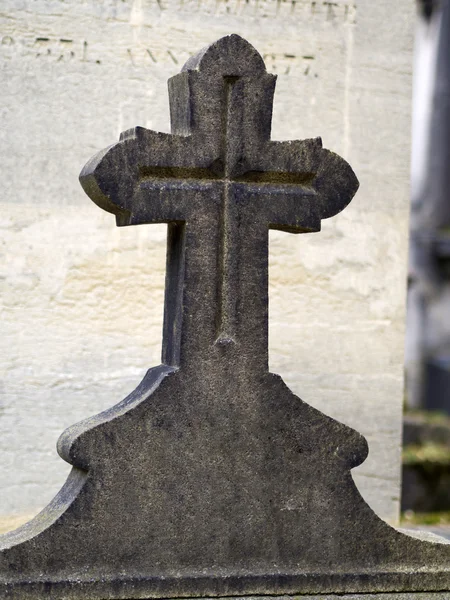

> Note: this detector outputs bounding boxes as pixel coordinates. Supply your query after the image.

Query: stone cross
[80,34,357,373]
[1,34,450,600]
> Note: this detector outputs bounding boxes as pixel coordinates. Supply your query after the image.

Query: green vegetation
[403,442,450,466]
[405,408,450,426]
[401,511,450,526]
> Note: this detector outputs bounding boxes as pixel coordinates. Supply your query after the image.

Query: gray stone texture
[160,596,450,599]
[166,596,450,599]
[0,0,414,526]
[1,35,449,599]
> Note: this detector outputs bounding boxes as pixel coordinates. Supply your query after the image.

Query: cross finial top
[181,33,267,74]
[80,34,358,371]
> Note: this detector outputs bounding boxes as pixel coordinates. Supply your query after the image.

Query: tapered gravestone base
[1,35,450,599]
[1,368,450,597]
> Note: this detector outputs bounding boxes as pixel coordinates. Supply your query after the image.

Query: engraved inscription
[0,38,321,77]
[172,0,357,21]
[0,0,356,70]
[262,53,317,77]
[1,36,102,64]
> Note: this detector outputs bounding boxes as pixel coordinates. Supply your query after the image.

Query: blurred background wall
[401,0,450,522]
[406,0,450,414]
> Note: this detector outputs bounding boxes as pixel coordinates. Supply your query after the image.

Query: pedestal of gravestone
[0,35,449,599]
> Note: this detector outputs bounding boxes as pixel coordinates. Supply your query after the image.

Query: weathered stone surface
[182,596,450,600]
[0,0,414,526]
[0,35,449,599]
[135,596,450,600]
[155,596,450,600]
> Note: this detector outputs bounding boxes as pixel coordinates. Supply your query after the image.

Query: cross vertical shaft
[217,76,243,345]
[79,33,359,376]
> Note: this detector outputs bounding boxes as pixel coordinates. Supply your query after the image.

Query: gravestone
[1,34,449,599]
[0,0,414,526]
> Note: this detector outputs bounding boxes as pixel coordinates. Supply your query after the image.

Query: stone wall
[0,0,414,524]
